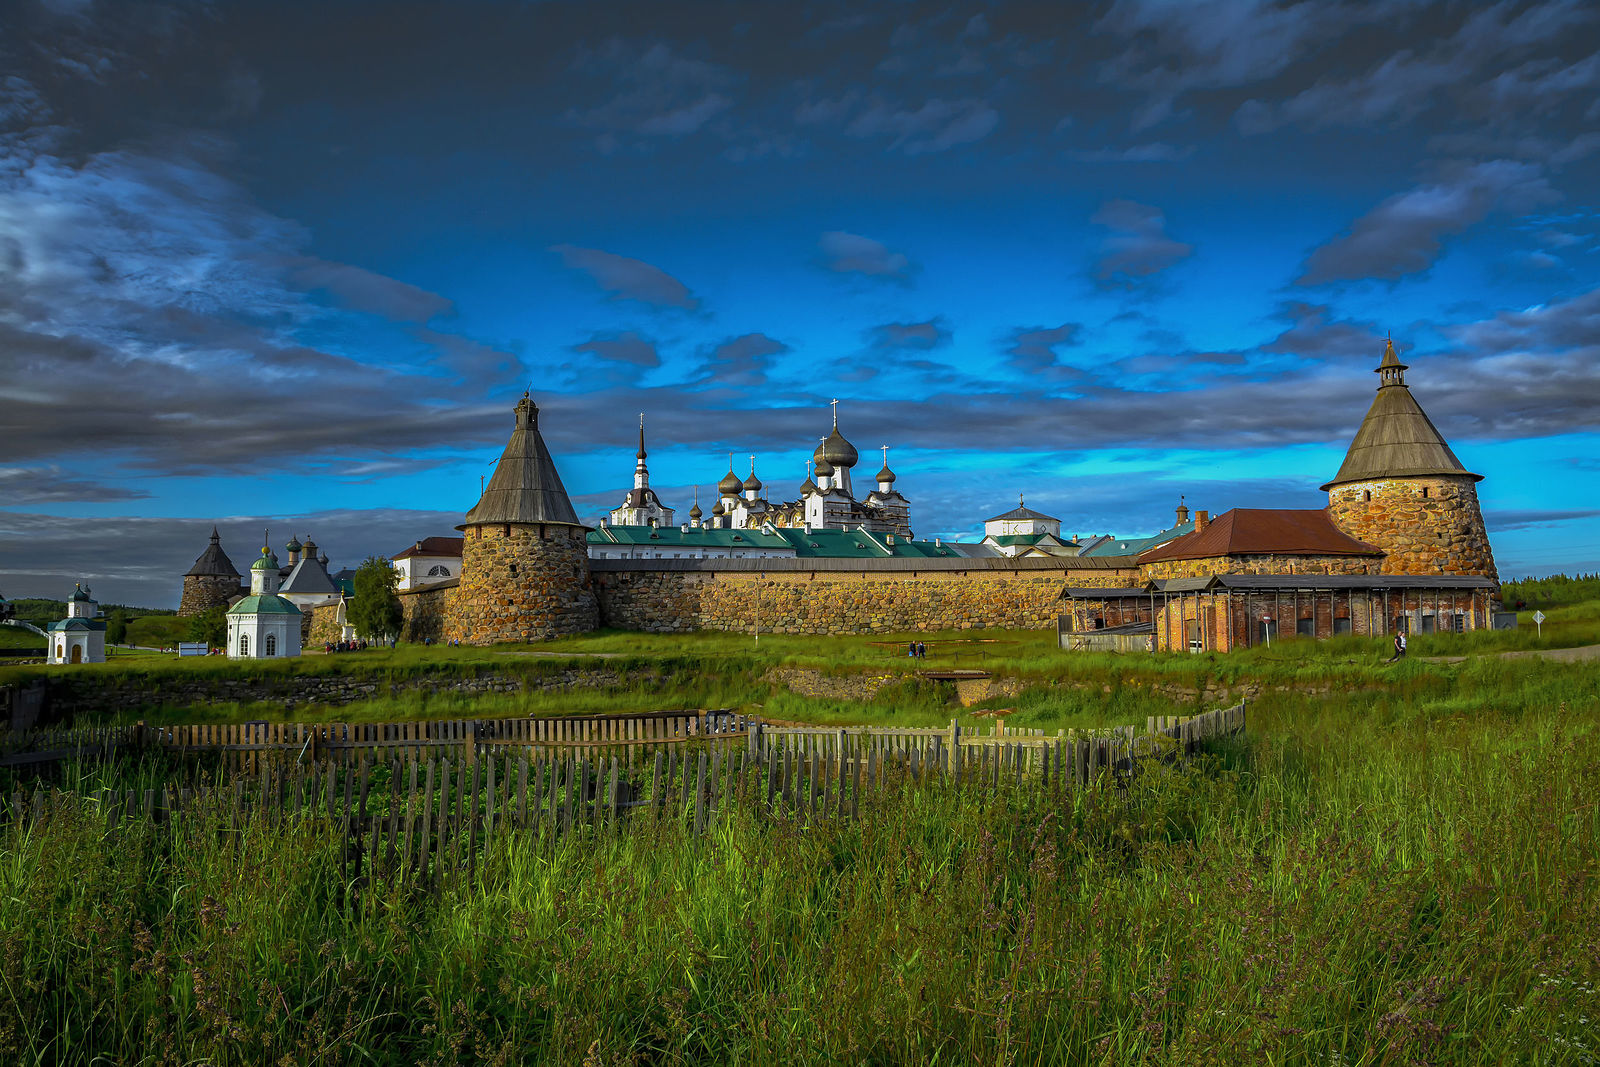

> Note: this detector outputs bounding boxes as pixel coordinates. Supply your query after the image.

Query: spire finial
[749,453,756,475]
[1019,492,1025,507]
[830,397,839,427]
[881,444,889,465]
[262,528,270,554]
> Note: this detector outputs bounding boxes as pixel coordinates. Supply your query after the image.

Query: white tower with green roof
[225,538,303,659]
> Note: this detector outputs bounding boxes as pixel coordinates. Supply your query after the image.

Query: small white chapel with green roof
[47,583,107,665]
[226,538,302,659]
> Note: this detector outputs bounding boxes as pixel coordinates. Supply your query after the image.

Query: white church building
[47,583,106,665]
[226,542,302,659]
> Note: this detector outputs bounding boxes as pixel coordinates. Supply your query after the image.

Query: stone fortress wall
[1140,553,1382,582]
[384,557,1141,640]
[178,574,241,617]
[1326,476,1497,582]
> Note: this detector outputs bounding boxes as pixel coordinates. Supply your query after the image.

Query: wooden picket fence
[0,703,1247,888]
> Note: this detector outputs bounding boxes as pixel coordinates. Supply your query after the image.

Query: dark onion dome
[636,419,647,460]
[820,424,858,468]
[718,467,743,495]
[742,469,763,492]
[285,534,303,553]
[318,553,329,566]
[874,463,895,484]
[689,501,703,519]
[710,501,725,517]
[70,583,93,602]
[814,455,834,478]
[799,475,818,496]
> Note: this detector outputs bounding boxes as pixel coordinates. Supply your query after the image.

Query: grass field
[0,593,1596,1064]
[1,653,1595,1064]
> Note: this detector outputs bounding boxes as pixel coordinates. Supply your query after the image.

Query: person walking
[916,641,927,659]
[1388,631,1407,662]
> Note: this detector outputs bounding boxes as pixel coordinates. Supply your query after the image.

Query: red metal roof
[392,536,464,561]
[1137,509,1382,564]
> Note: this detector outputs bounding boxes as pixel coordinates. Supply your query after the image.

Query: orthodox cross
[830,397,840,426]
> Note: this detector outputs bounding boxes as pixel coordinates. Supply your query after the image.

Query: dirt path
[1424,643,1600,665]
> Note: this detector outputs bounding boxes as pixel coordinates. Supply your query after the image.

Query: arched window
[240,633,249,656]
[427,565,451,577]
[265,634,277,656]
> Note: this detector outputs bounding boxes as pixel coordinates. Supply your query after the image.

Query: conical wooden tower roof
[185,526,241,577]
[1322,341,1481,491]
[459,393,584,528]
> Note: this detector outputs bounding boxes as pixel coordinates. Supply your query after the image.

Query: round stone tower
[446,392,598,644]
[1323,341,1497,581]
[180,526,245,616]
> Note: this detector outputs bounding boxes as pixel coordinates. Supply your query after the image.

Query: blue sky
[2,0,1598,606]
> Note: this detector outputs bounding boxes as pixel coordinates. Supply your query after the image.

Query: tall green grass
[2,657,1596,1065]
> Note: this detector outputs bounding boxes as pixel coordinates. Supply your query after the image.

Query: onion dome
[284,534,302,554]
[718,466,743,496]
[820,425,858,469]
[70,583,92,602]
[814,454,834,478]
[318,553,329,566]
[875,464,895,484]
[800,475,818,496]
[689,501,703,520]
[742,469,763,493]
[710,502,725,517]
[251,546,280,571]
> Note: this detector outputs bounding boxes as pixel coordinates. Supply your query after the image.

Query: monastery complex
[176,340,1501,655]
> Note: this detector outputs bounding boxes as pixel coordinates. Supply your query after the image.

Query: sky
[1,0,1598,608]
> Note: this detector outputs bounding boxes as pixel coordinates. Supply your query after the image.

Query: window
[1333,618,1352,635]
[1296,617,1315,637]
[1453,614,1466,633]
[1422,487,1430,499]
[240,633,249,656]
[265,634,277,656]
[1363,490,1372,502]
[427,565,451,577]
[1394,615,1409,634]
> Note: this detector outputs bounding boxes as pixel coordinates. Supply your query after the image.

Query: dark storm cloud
[0,508,464,607]
[572,330,662,368]
[1094,0,1367,130]
[1003,324,1084,377]
[550,244,700,310]
[865,319,950,354]
[0,467,150,504]
[1234,1,1599,137]
[288,259,455,323]
[565,39,738,153]
[1299,161,1557,285]
[1487,507,1600,532]
[694,333,790,388]
[1090,199,1193,287]
[817,231,916,281]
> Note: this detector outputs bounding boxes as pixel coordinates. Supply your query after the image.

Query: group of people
[1387,632,1408,662]
[906,641,929,659]
[420,637,463,646]
[323,638,392,653]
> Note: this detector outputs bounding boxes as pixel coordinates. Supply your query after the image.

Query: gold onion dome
[814,453,834,477]
[875,463,895,484]
[742,470,763,492]
[689,501,703,519]
[800,474,818,496]
[710,502,725,517]
[717,468,743,495]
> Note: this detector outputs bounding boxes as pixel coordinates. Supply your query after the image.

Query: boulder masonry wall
[591,558,1140,635]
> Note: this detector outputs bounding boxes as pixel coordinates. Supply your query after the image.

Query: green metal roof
[48,618,106,632]
[1082,521,1195,557]
[226,595,302,616]
[588,526,793,550]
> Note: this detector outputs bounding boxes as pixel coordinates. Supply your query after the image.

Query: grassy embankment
[3,586,1596,734]
[0,629,1596,1064]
